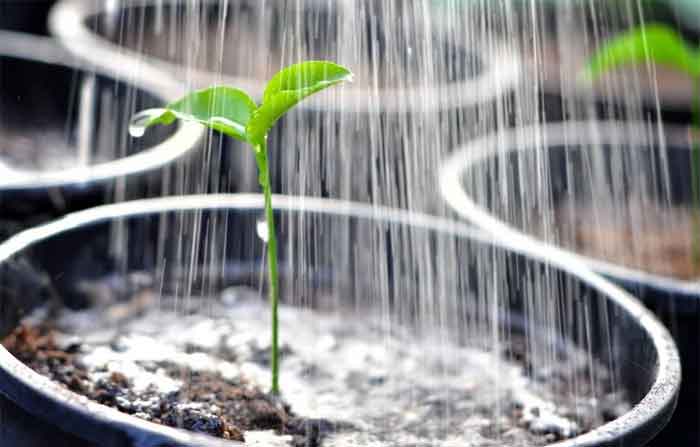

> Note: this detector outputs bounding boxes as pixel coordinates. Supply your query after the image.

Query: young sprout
[129,61,353,394]
[583,24,700,265]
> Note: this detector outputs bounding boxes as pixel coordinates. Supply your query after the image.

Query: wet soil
[2,284,629,446]
[555,203,700,280]
[2,324,341,446]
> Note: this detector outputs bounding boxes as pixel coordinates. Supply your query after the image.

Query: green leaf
[247,61,353,145]
[583,24,700,81]
[130,86,257,142]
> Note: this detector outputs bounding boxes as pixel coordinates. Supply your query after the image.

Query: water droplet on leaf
[129,109,166,138]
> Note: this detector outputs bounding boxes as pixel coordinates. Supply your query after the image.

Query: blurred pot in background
[0,31,202,236]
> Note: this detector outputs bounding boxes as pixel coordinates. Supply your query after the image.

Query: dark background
[0,0,58,35]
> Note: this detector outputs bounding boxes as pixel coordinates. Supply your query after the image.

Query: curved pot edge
[0,193,682,447]
[0,30,205,192]
[48,0,522,113]
[440,120,700,299]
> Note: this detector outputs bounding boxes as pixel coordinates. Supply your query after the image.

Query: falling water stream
[0,0,689,445]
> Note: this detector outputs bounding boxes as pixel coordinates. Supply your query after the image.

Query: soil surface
[0,127,79,173]
[3,324,340,446]
[554,202,700,280]
[3,283,629,446]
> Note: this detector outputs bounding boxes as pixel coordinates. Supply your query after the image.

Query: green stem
[692,76,700,268]
[256,141,280,395]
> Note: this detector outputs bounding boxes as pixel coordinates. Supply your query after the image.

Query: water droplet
[257,218,269,243]
[129,109,166,138]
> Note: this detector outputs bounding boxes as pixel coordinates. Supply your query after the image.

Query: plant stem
[256,141,280,395]
[692,76,700,267]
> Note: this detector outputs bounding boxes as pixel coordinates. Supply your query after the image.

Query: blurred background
[0,1,698,446]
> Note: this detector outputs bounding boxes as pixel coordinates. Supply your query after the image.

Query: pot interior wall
[462,130,694,278]
[0,54,174,174]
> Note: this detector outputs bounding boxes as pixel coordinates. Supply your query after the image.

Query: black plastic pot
[51,0,520,115]
[440,120,698,446]
[0,395,95,447]
[49,0,521,211]
[0,194,681,446]
[0,31,203,230]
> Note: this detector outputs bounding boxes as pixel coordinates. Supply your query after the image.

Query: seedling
[583,23,700,265]
[129,61,353,394]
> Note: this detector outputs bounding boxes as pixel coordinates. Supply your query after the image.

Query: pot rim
[440,119,700,296]
[0,193,681,447]
[49,0,522,114]
[0,30,204,191]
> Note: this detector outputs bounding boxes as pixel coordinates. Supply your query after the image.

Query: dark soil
[2,324,340,446]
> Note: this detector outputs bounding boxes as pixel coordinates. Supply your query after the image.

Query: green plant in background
[583,23,700,266]
[129,61,353,394]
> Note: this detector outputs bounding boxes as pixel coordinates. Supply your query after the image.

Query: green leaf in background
[583,23,700,81]
[583,20,700,267]
[130,86,257,142]
[247,61,353,145]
